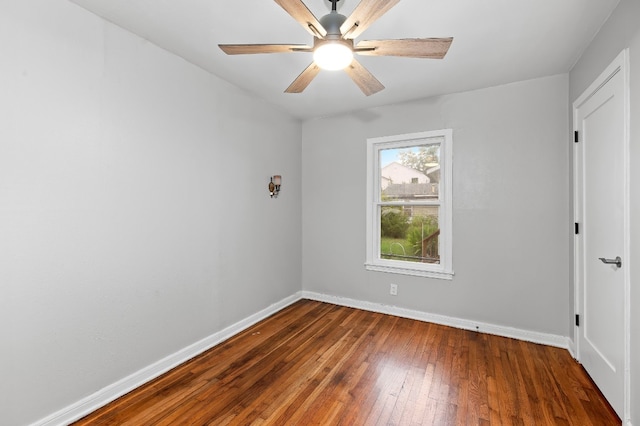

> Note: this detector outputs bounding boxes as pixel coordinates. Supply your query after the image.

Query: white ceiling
[69,0,619,120]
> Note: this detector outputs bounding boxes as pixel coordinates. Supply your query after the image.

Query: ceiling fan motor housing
[314,9,353,56]
[319,11,348,39]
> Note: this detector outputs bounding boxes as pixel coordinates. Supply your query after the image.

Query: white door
[574,50,629,419]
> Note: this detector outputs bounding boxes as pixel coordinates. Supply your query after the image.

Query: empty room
[1,0,639,425]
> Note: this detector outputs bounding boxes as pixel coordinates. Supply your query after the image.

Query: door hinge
[575,314,580,327]
[575,222,579,235]
[574,130,579,143]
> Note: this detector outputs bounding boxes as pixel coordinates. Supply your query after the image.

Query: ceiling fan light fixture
[313,41,353,71]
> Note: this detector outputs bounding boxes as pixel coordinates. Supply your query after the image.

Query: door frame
[573,48,630,422]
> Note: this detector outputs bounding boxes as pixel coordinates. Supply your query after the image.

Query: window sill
[365,263,454,280]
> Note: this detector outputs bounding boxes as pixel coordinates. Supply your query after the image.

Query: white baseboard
[33,291,575,425]
[567,337,577,359]
[31,293,303,426]
[301,291,571,350]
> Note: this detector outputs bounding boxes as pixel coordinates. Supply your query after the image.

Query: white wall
[0,1,301,425]
[569,0,640,422]
[302,74,570,336]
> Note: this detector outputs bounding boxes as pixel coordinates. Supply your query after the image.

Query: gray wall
[0,1,301,425]
[302,74,570,336]
[569,0,640,422]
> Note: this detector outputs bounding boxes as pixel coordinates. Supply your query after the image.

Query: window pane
[379,206,440,263]
[380,144,440,202]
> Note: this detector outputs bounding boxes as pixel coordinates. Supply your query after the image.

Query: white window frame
[365,129,453,279]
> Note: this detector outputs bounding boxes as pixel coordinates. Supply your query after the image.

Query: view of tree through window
[379,144,441,263]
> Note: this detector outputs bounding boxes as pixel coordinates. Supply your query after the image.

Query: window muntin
[366,130,453,279]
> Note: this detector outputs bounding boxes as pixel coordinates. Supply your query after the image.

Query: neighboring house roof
[426,164,440,183]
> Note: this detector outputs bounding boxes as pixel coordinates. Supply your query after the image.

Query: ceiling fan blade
[355,38,453,58]
[273,0,327,38]
[340,0,400,39]
[344,59,384,96]
[285,62,321,93]
[219,44,312,55]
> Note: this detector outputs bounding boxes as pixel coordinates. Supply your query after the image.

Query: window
[366,129,453,279]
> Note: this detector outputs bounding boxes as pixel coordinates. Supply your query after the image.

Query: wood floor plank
[72,300,621,426]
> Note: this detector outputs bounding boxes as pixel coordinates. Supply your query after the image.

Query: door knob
[599,256,622,268]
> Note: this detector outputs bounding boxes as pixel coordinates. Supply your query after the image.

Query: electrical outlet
[390,283,398,296]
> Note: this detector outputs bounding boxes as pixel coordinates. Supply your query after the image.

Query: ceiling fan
[218,0,453,95]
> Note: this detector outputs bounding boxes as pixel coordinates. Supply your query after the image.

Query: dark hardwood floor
[73,300,620,425]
